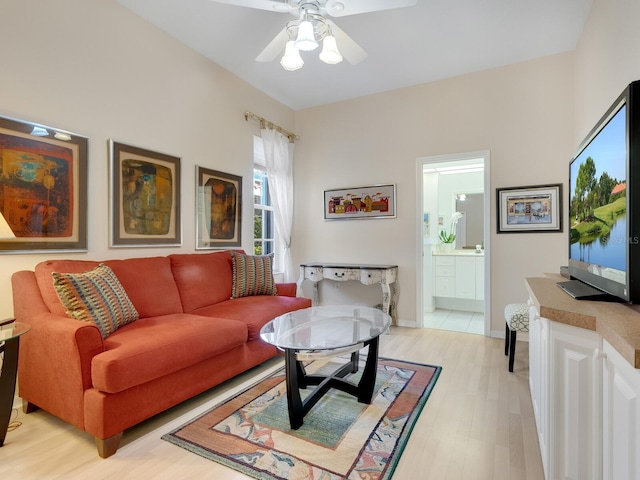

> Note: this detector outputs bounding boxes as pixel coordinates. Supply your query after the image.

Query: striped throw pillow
[231,251,277,299]
[52,264,139,338]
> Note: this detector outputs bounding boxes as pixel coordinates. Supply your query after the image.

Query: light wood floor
[0,327,543,479]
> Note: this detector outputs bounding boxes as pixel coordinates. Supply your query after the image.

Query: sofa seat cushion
[91,313,247,394]
[193,295,312,341]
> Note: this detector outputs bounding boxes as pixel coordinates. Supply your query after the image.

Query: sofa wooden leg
[22,401,39,414]
[96,432,123,458]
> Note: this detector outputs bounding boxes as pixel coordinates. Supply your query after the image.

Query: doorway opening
[415,151,490,335]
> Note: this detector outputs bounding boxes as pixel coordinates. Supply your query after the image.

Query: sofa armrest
[12,270,104,429]
[276,282,298,297]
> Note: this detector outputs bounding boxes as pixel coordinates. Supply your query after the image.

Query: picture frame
[496,183,563,233]
[109,140,181,247]
[0,115,88,253]
[324,184,396,220]
[196,166,242,249]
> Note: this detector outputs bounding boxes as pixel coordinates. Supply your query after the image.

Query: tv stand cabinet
[526,275,640,480]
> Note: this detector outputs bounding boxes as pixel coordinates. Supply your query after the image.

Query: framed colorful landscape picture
[324,184,396,220]
[196,166,242,249]
[109,140,181,247]
[0,115,88,253]
[496,183,563,233]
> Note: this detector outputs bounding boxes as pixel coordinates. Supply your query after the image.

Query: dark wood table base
[284,336,380,430]
[0,337,20,447]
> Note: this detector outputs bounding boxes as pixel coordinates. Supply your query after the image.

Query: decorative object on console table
[323,184,396,220]
[0,115,88,253]
[496,183,562,233]
[0,319,30,447]
[195,166,242,249]
[109,140,181,247]
[296,263,399,322]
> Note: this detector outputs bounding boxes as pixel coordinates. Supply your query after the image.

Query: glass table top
[0,322,30,342]
[260,305,391,351]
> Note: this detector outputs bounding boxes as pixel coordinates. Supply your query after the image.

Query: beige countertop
[526,274,640,368]
[432,250,484,256]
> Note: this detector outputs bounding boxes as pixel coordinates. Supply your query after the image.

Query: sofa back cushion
[36,256,183,318]
[169,251,236,312]
[52,264,139,338]
[103,257,183,317]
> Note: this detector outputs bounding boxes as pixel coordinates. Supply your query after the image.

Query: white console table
[296,263,399,322]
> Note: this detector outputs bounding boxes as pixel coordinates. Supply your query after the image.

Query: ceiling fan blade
[328,21,367,65]
[209,0,293,14]
[325,0,417,17]
[255,27,289,62]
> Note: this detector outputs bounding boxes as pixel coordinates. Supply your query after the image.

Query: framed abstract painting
[196,166,242,249]
[109,140,181,247]
[0,115,88,253]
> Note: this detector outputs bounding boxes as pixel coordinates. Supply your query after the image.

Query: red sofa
[11,251,311,458]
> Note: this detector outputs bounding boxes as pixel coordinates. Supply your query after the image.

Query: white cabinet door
[549,321,602,480]
[454,256,475,299]
[529,303,550,480]
[475,257,484,300]
[603,339,640,480]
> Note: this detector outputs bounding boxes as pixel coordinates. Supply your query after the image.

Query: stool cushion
[505,303,529,332]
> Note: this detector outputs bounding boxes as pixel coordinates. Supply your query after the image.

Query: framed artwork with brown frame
[496,183,563,233]
[196,166,242,249]
[109,140,181,247]
[0,115,88,253]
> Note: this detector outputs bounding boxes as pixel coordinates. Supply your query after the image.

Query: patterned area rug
[162,357,442,479]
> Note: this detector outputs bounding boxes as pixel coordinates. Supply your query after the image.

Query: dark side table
[0,320,30,447]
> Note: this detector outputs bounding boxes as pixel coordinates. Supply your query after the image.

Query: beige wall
[574,0,640,140]
[0,0,294,319]
[293,54,575,332]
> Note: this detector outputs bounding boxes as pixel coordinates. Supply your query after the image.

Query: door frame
[415,150,491,335]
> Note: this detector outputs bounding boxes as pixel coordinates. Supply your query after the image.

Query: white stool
[504,303,529,372]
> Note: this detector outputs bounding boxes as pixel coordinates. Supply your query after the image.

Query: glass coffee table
[260,305,391,429]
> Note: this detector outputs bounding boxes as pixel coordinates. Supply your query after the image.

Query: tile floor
[424,308,485,335]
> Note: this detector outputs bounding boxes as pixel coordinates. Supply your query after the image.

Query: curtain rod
[244,111,299,143]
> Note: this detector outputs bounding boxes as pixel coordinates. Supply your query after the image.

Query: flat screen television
[565,80,640,302]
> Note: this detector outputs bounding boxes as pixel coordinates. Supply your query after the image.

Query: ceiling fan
[209,0,418,70]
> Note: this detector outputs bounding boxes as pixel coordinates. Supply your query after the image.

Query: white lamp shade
[319,35,343,64]
[294,20,318,51]
[0,212,16,239]
[280,41,304,71]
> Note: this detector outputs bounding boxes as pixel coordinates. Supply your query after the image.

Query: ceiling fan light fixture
[319,34,342,64]
[294,19,318,51]
[280,40,304,71]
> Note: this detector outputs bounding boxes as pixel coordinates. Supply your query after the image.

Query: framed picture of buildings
[0,115,88,253]
[496,183,562,233]
[196,166,242,249]
[324,183,396,220]
[109,140,181,247]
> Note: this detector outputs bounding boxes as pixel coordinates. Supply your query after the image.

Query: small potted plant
[439,212,463,251]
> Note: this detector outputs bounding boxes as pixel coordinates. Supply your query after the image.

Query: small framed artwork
[0,115,88,253]
[109,140,181,247]
[324,183,396,220]
[496,183,563,233]
[196,166,242,249]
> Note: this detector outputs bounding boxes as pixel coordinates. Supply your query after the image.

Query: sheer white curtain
[261,128,295,281]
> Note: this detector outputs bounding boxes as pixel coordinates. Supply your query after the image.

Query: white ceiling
[117,0,593,111]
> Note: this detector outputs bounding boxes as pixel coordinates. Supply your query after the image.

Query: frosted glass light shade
[294,20,318,51]
[280,41,304,71]
[0,212,15,239]
[319,35,343,64]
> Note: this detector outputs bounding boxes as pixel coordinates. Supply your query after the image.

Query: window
[253,165,275,256]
